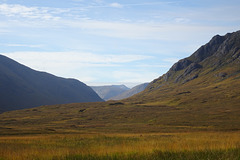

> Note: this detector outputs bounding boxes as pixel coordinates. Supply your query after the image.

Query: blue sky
[0,0,240,87]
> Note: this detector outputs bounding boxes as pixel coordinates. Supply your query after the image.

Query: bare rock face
[182,74,199,84]
[191,34,226,63]
[190,31,240,65]
[175,63,202,83]
[170,59,192,71]
[183,63,202,76]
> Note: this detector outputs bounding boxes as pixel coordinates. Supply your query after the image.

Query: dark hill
[0,54,103,112]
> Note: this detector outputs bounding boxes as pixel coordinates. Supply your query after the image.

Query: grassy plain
[0,132,239,160]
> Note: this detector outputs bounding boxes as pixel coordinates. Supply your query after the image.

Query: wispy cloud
[63,19,235,40]
[0,3,62,20]
[109,2,123,8]
[1,51,154,84]
[0,3,238,41]
[0,43,44,48]
[123,1,176,7]
[2,51,152,67]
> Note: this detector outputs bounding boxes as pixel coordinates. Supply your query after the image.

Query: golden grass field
[0,131,239,160]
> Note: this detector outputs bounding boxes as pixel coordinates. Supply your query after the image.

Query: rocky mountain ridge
[148,30,240,89]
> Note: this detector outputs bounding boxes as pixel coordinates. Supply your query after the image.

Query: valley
[0,30,240,159]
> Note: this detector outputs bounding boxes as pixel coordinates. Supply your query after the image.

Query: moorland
[0,31,240,159]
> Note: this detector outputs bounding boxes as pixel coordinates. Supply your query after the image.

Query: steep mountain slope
[91,85,129,100]
[0,55,103,112]
[128,30,240,108]
[111,83,149,100]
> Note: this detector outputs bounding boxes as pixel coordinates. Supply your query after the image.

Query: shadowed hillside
[0,55,103,112]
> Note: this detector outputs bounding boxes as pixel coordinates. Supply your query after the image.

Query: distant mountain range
[91,85,129,100]
[91,83,149,101]
[0,55,103,112]
[111,83,149,100]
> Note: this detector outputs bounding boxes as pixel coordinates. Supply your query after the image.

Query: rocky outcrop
[184,63,202,76]
[171,62,202,83]
[170,59,192,71]
[191,34,226,63]
[191,31,240,64]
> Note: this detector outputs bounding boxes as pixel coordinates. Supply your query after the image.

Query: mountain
[129,30,240,108]
[0,54,103,112]
[91,85,129,100]
[0,30,240,134]
[111,83,149,100]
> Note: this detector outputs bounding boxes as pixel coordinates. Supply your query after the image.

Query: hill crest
[0,54,103,112]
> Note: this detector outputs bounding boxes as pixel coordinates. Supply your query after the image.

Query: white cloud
[1,51,152,70]
[0,3,61,20]
[109,3,123,8]
[1,3,238,41]
[122,2,175,7]
[174,17,190,23]
[1,43,44,48]
[1,51,154,84]
[62,18,238,41]
[65,19,162,39]
[0,29,10,34]
[94,0,104,3]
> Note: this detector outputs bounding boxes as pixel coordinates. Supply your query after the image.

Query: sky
[0,0,240,87]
